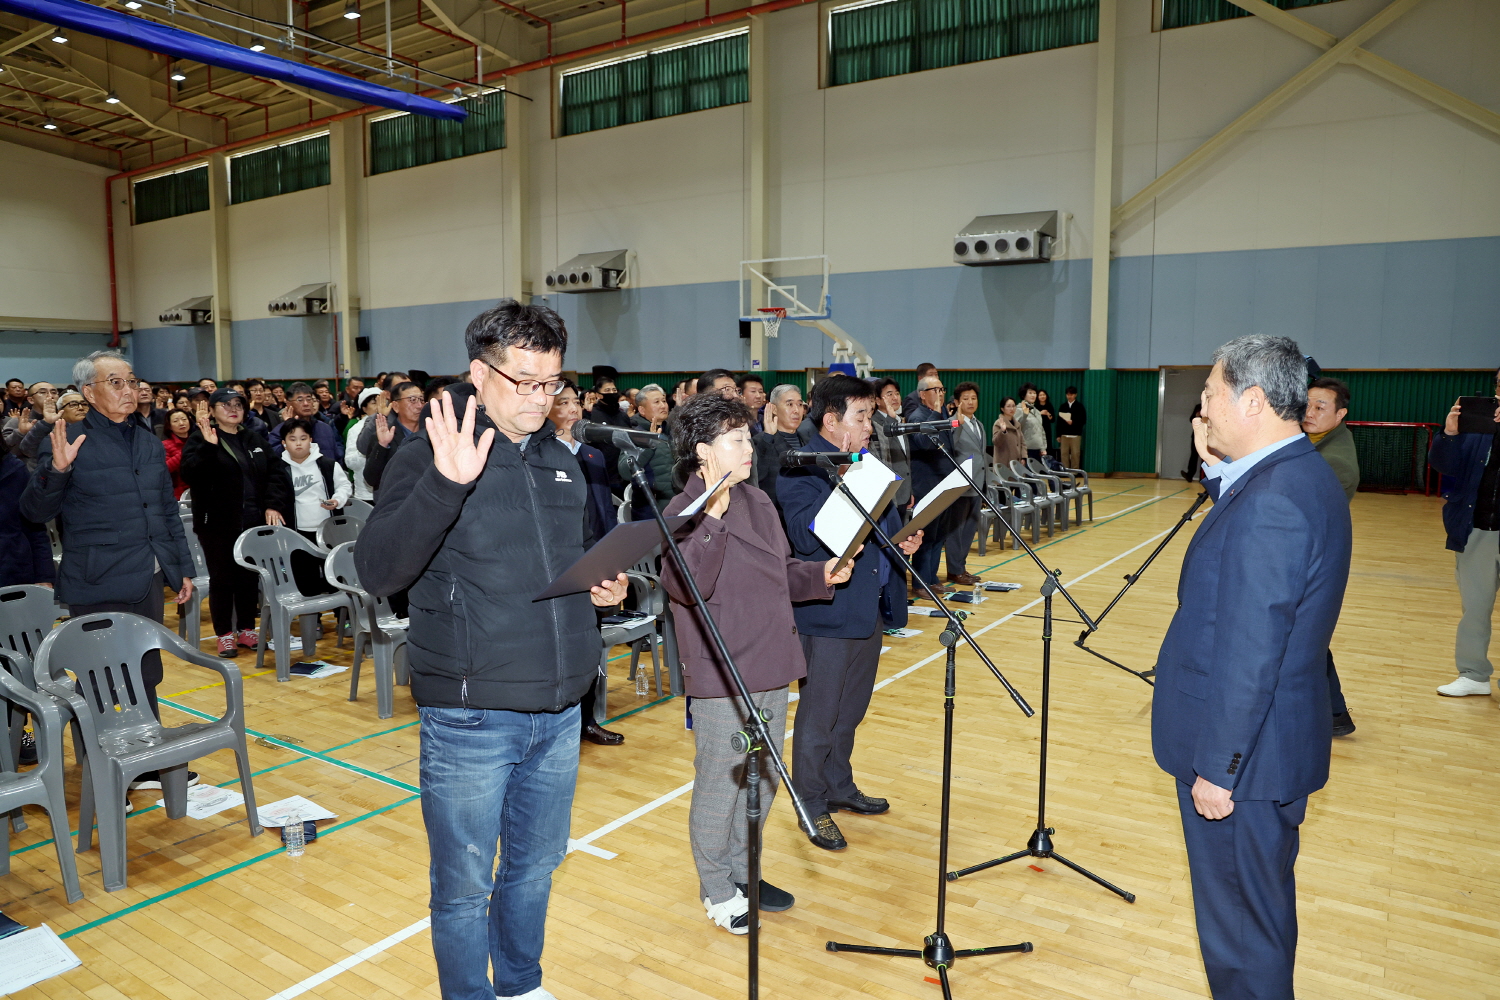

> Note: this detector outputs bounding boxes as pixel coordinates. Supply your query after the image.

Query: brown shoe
[947,572,982,586]
[582,721,624,746]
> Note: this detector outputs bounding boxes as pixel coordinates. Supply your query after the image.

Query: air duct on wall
[544,250,631,293]
[953,212,1057,266]
[159,296,212,325]
[269,284,329,316]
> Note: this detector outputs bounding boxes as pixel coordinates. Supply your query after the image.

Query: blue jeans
[420,704,581,1000]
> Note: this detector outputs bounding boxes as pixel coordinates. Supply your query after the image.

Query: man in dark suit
[779,375,922,851]
[906,374,956,590]
[1153,335,1352,1000]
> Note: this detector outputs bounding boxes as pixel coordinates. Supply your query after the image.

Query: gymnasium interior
[0,0,1497,997]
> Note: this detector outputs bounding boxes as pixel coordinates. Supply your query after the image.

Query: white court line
[262,503,1203,1000]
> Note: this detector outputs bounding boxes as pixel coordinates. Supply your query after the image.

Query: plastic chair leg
[593,656,609,724]
[95,780,131,892]
[42,763,83,903]
[648,637,663,698]
[394,641,409,686]
[77,763,95,853]
[372,640,395,720]
[159,763,190,821]
[0,712,25,834]
[233,736,263,838]
[272,609,293,682]
[347,650,362,703]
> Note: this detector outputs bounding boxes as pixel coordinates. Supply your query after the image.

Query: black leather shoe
[735,879,795,912]
[582,721,625,746]
[829,791,889,815]
[810,813,847,851]
[1331,711,1356,737]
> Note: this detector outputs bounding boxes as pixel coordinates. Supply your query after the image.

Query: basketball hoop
[757,306,787,339]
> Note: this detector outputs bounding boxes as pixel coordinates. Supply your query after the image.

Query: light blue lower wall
[0,330,122,387]
[124,234,1499,381]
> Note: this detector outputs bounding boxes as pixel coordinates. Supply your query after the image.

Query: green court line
[970,486,1192,576]
[602,694,675,726]
[57,793,421,940]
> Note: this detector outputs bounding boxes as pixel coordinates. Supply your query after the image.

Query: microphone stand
[1073,490,1210,685]
[807,456,1033,998]
[924,438,1133,902]
[613,432,819,1000]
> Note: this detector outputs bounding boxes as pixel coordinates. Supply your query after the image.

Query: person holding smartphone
[1429,368,1500,699]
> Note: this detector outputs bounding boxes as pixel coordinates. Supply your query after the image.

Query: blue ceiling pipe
[0,0,466,120]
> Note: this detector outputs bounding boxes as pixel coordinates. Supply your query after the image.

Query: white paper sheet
[0,924,82,994]
[155,784,245,820]
[811,452,900,569]
[257,795,339,828]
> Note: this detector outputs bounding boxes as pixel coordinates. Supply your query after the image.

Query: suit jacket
[906,403,956,501]
[868,411,913,506]
[572,442,618,548]
[1152,437,1351,803]
[778,432,909,638]
[662,474,831,698]
[20,409,194,605]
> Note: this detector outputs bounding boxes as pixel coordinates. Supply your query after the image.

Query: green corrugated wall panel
[1112,370,1159,474]
[871,369,1085,408]
[1319,371,1494,424]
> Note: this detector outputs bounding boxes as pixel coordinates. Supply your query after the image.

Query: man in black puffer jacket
[356,301,626,1000]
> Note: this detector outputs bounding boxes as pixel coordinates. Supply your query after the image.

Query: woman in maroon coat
[662,393,853,935]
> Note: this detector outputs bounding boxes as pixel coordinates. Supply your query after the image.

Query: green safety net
[829,0,1098,87]
[133,165,209,224]
[229,133,330,205]
[1161,0,1335,31]
[370,93,506,175]
[560,32,749,137]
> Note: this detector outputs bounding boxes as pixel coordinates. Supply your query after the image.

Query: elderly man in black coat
[21,350,194,749]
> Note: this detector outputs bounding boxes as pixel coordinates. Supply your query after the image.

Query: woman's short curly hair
[670,391,755,489]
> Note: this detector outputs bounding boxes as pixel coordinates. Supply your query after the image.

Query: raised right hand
[40,398,58,425]
[197,407,218,446]
[375,413,395,447]
[1444,398,1462,437]
[17,408,33,435]
[49,417,85,472]
[428,392,493,484]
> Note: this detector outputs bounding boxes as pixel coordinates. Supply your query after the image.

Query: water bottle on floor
[282,814,305,857]
[636,668,649,697]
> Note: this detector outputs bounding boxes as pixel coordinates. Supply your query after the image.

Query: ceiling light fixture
[249,42,266,51]
[123,1,142,7]
[105,91,120,104]
[342,0,360,18]
[50,28,67,43]
[43,118,58,129]
[170,68,187,81]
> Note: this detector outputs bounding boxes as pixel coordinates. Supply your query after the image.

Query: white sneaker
[1437,677,1492,697]
[704,889,750,935]
[498,989,556,1000]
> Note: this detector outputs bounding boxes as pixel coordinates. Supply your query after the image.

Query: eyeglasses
[61,401,86,409]
[29,388,59,398]
[483,361,567,397]
[85,376,139,392]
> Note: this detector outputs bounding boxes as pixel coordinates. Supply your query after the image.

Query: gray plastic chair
[176,509,211,647]
[1039,457,1094,524]
[233,525,355,681]
[35,612,263,892]
[324,542,408,720]
[315,513,365,552]
[591,553,664,724]
[1007,460,1064,534]
[344,498,373,520]
[0,653,82,903]
[0,584,64,833]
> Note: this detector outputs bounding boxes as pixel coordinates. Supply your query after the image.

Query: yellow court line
[164,667,277,698]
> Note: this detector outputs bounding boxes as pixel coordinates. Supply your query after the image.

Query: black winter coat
[179,426,291,535]
[20,409,193,605]
[0,454,53,587]
[356,383,602,713]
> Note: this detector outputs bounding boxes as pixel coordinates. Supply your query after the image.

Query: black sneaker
[829,791,889,815]
[18,731,36,767]
[735,879,795,912]
[129,771,201,790]
[810,813,847,851]
[1331,712,1356,737]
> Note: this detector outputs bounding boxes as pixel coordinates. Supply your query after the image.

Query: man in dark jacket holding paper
[778,375,922,851]
[355,302,627,1000]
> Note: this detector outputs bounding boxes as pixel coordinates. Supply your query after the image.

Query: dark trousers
[198,527,260,637]
[1326,649,1347,716]
[943,496,978,577]
[912,503,956,587]
[70,571,168,719]
[792,630,882,816]
[1177,781,1307,1000]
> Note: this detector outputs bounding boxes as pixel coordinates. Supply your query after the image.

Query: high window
[229,132,330,205]
[560,29,749,137]
[369,93,506,175]
[133,164,209,224]
[1160,0,1337,31]
[828,0,1098,87]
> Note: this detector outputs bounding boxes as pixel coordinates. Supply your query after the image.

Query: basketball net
[758,306,787,339]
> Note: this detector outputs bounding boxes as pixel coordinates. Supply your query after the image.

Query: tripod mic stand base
[948,827,1137,903]
[826,932,1033,962]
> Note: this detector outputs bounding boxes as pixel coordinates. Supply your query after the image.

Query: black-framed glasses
[483,361,566,397]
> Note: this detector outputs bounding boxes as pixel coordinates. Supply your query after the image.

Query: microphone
[886,418,960,436]
[782,450,861,468]
[573,419,665,448]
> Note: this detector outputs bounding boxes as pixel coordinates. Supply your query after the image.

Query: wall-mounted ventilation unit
[269,283,330,315]
[543,250,630,293]
[953,212,1057,266]
[159,296,212,325]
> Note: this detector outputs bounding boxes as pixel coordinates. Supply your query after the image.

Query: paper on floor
[257,794,339,828]
[155,784,245,820]
[0,924,82,993]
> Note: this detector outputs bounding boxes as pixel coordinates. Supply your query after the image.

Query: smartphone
[1457,396,1499,435]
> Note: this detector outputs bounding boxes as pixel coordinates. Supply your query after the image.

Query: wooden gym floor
[6,481,1499,1000]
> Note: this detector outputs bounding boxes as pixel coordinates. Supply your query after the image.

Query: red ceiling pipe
[0,82,150,124]
[0,116,124,163]
[106,174,121,346]
[206,65,272,132]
